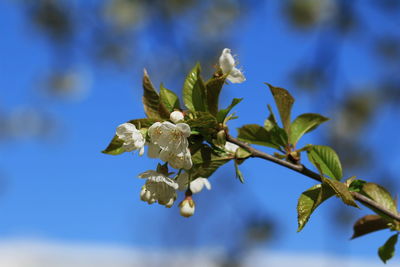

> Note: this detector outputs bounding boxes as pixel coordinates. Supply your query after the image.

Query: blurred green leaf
[217,98,243,123]
[307,145,343,181]
[183,63,207,112]
[362,183,398,215]
[290,113,329,146]
[297,183,335,232]
[206,74,227,116]
[142,69,169,119]
[323,178,358,208]
[378,234,398,263]
[352,215,389,239]
[102,135,125,155]
[266,83,294,135]
[160,84,180,111]
[238,124,281,150]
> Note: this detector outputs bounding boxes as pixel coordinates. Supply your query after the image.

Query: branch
[226,133,400,222]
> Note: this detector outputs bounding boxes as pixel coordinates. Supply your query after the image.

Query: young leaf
[102,135,125,155]
[266,83,294,135]
[265,104,278,129]
[183,63,207,112]
[307,145,343,181]
[264,105,288,148]
[362,183,398,215]
[160,84,180,111]
[216,98,243,123]
[351,215,389,239]
[322,178,358,208]
[237,124,281,150]
[297,183,335,232]
[206,74,227,116]
[234,160,245,183]
[290,113,329,146]
[378,234,398,263]
[142,69,169,119]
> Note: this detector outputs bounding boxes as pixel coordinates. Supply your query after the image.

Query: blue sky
[1,0,399,265]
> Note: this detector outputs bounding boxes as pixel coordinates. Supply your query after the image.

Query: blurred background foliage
[2,0,400,266]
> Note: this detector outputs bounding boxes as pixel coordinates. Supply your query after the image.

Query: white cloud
[0,238,399,267]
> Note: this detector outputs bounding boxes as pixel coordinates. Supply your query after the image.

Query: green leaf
[323,178,358,208]
[351,215,390,239]
[266,83,295,135]
[183,63,207,112]
[362,183,398,215]
[190,145,232,178]
[264,105,288,148]
[349,179,367,192]
[378,234,398,263]
[216,98,243,123]
[234,160,245,183]
[237,124,281,150]
[290,113,329,146]
[160,84,180,111]
[307,145,343,181]
[102,135,125,155]
[264,104,278,130]
[142,69,169,119]
[206,74,227,116]
[297,183,335,232]
[186,112,218,129]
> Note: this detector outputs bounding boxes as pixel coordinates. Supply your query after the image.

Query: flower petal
[147,142,161,158]
[227,67,246,84]
[219,48,235,74]
[176,123,191,138]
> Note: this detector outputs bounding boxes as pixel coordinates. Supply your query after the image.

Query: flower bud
[165,198,175,208]
[179,197,195,218]
[170,111,184,123]
[216,130,226,147]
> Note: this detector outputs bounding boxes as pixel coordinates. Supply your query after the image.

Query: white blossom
[218,48,246,84]
[176,172,211,194]
[190,178,211,194]
[116,123,145,155]
[147,121,192,169]
[179,197,195,218]
[224,141,239,154]
[138,170,178,207]
[170,110,184,124]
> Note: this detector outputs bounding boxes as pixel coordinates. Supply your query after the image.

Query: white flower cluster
[139,170,178,207]
[115,110,212,216]
[147,119,192,170]
[114,48,245,217]
[138,169,211,216]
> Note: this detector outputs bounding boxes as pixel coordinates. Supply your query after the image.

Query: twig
[225,133,400,222]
